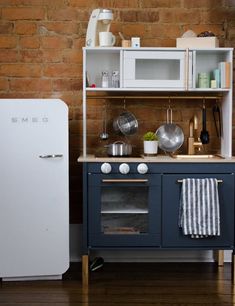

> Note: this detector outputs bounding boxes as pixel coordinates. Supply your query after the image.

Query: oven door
[88,173,161,247]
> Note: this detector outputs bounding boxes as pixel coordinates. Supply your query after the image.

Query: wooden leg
[82,255,89,291]
[214,250,224,266]
[232,251,235,285]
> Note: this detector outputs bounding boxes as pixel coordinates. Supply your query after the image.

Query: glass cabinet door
[101,186,149,235]
[123,51,186,88]
[88,174,161,247]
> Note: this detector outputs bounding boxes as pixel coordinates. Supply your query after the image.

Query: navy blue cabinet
[162,174,234,248]
[84,162,235,251]
[88,173,161,247]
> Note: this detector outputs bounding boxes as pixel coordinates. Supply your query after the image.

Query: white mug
[99,32,116,47]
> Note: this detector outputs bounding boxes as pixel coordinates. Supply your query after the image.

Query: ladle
[100,104,109,140]
[200,100,209,144]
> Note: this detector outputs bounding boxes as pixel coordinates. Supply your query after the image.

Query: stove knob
[119,163,130,174]
[101,163,112,174]
[137,163,148,174]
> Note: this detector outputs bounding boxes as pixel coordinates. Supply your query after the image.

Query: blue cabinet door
[88,173,161,247]
[162,174,234,248]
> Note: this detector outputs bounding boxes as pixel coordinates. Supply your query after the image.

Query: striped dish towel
[179,178,220,237]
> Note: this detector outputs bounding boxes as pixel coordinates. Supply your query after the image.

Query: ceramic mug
[99,32,116,47]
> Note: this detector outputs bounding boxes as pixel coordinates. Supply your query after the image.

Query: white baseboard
[69,224,232,263]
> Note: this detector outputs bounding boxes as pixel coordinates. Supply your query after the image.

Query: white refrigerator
[0,99,69,280]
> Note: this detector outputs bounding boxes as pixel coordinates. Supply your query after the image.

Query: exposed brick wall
[0,0,234,223]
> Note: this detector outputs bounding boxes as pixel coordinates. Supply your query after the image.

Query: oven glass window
[101,186,149,235]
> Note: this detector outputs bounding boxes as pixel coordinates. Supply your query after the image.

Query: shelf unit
[83,47,233,157]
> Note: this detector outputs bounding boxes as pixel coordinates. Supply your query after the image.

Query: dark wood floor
[0,262,235,305]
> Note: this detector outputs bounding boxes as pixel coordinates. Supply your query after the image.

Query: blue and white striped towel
[179,178,220,237]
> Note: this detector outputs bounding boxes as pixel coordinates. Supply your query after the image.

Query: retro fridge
[0,99,69,280]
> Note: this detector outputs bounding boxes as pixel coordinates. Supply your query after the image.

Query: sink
[171,154,224,159]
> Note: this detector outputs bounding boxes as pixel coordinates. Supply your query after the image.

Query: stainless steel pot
[105,141,132,156]
[156,107,184,153]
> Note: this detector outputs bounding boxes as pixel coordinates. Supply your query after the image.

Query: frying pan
[156,107,184,153]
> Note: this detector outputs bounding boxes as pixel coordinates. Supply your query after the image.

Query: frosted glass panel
[135,59,180,80]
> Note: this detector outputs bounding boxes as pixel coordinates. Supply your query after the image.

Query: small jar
[111,71,119,88]
[101,71,109,88]
[198,72,210,88]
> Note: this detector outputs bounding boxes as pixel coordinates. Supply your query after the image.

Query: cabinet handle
[39,154,63,158]
[185,48,189,91]
[177,179,223,183]
[102,179,148,183]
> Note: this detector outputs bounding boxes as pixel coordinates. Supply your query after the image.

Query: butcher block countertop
[77,154,235,163]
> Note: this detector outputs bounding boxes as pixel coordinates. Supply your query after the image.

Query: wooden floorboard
[0,262,235,305]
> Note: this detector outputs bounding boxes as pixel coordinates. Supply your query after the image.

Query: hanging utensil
[100,104,109,140]
[156,105,184,153]
[212,102,222,138]
[200,100,209,144]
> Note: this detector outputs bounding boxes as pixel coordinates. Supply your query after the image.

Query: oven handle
[102,179,148,183]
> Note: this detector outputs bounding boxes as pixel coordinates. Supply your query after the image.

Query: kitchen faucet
[188,115,203,155]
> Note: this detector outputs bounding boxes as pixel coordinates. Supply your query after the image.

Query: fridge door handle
[39,154,63,158]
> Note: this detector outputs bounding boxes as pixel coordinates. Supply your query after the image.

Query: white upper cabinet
[123,50,187,89]
[83,47,232,92]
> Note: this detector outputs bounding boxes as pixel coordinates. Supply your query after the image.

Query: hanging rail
[86,95,222,100]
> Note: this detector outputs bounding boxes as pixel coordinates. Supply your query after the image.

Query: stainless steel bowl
[156,123,184,153]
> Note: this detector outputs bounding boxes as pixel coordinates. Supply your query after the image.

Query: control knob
[137,163,148,174]
[119,163,130,174]
[101,162,112,174]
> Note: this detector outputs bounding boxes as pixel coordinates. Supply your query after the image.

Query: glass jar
[111,70,119,88]
[101,71,109,88]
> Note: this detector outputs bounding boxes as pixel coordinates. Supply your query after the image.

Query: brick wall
[0,0,234,223]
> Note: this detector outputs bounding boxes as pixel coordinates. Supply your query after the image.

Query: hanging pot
[155,107,184,153]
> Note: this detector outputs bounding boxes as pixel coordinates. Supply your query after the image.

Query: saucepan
[105,141,132,156]
[155,107,184,153]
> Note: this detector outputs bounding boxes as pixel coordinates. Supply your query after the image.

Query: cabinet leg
[232,251,235,285]
[82,255,89,291]
[214,250,224,266]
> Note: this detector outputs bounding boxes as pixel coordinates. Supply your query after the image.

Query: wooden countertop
[77,154,235,163]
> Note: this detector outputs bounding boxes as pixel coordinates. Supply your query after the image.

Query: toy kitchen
[78,8,235,286]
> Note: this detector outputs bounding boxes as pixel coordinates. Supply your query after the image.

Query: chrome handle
[102,179,148,183]
[39,154,63,158]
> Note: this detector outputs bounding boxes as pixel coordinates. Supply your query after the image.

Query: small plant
[143,131,158,141]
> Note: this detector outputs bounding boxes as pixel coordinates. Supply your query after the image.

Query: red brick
[43,63,82,77]
[0,50,18,62]
[0,22,14,34]
[20,49,62,63]
[39,22,79,35]
[0,0,64,5]
[53,78,82,91]
[141,0,181,8]
[10,78,52,91]
[19,50,43,63]
[62,49,83,64]
[0,78,9,91]
[19,36,40,49]
[41,36,72,49]
[137,11,159,23]
[15,22,37,35]
[47,8,78,21]
[0,64,42,77]
[123,24,147,37]
[2,7,45,20]
[0,36,17,48]
[183,0,224,9]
